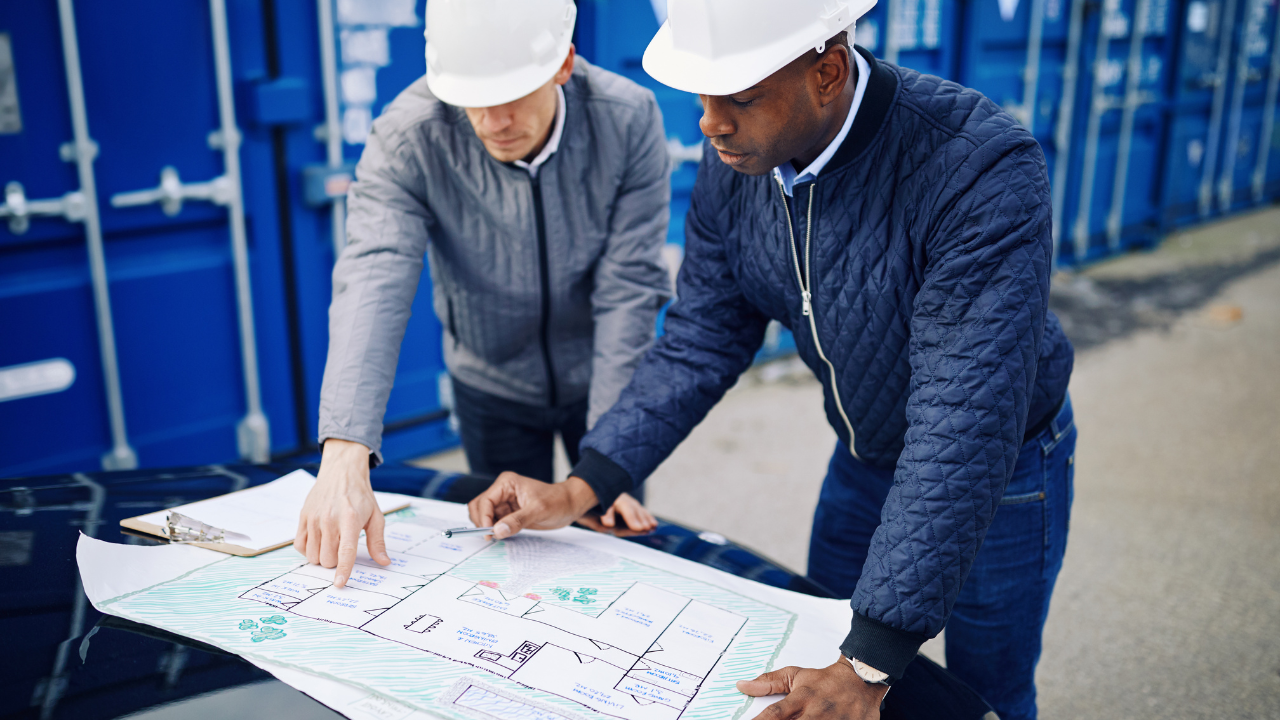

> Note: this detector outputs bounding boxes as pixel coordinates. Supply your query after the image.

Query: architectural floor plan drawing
[101,512,796,720]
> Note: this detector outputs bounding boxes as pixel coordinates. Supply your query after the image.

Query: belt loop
[1040,394,1072,454]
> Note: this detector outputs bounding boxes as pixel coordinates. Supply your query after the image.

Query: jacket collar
[821,46,899,177]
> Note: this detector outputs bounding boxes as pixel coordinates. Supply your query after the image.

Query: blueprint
[98,510,797,720]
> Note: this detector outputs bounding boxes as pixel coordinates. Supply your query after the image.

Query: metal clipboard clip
[164,511,249,544]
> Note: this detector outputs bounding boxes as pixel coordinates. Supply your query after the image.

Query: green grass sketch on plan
[105,518,796,720]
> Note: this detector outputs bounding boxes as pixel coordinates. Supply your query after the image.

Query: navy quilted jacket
[572,48,1074,679]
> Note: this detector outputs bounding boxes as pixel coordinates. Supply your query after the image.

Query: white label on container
[343,106,373,145]
[340,28,390,67]
[1145,56,1164,83]
[1187,1,1210,33]
[336,0,418,28]
[998,0,1021,22]
[0,33,20,134]
[923,0,942,47]
[0,358,76,402]
[855,19,879,52]
[1188,138,1205,167]
[1103,0,1130,38]
[340,66,378,105]
[1101,58,1126,87]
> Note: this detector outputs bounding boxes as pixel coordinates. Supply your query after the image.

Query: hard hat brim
[642,20,829,97]
[642,0,875,98]
[427,54,567,109]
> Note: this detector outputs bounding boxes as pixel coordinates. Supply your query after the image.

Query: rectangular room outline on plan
[239,522,750,720]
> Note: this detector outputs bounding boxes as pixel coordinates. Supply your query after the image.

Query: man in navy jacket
[469,4,1075,718]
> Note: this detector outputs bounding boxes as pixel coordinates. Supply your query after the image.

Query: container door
[859,0,958,79]
[0,0,298,476]
[1068,0,1176,261]
[0,5,124,476]
[1163,0,1237,227]
[1257,0,1280,200]
[957,0,1081,262]
[1215,0,1280,210]
[270,0,456,463]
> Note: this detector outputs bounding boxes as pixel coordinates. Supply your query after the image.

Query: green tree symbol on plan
[250,626,286,642]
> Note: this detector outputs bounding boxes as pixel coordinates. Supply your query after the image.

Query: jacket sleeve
[572,147,771,507]
[586,94,673,428]
[317,124,433,464]
[840,132,1054,680]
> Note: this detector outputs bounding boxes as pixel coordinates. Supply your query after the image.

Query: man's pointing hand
[295,438,390,587]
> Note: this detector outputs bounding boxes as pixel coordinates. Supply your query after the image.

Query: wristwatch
[847,656,891,686]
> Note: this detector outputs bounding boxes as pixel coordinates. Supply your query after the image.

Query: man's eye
[730,97,755,108]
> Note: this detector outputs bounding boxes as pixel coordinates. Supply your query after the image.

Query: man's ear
[554,45,576,85]
[814,45,851,108]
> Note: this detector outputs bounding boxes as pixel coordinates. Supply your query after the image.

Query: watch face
[850,657,891,684]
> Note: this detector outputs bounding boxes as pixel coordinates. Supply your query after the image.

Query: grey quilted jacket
[318,59,672,460]
[571,48,1074,679]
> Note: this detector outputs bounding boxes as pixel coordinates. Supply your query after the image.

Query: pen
[440,526,494,538]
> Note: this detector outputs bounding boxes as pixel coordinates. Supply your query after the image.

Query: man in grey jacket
[296,0,671,587]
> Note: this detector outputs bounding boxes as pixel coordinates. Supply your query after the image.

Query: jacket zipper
[531,176,559,407]
[775,177,857,455]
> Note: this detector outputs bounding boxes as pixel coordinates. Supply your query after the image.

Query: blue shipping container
[957,0,1082,261]
[858,0,959,79]
[0,0,457,477]
[1213,0,1280,211]
[1162,0,1245,227]
[1063,0,1178,261]
[271,0,457,464]
[0,0,299,476]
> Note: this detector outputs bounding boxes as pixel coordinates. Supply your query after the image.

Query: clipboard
[119,469,410,557]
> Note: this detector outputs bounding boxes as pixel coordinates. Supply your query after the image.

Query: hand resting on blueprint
[737,654,888,720]
[468,472,657,540]
[299,440,657,587]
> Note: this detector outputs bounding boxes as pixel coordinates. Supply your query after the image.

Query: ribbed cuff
[839,611,928,682]
[569,448,633,510]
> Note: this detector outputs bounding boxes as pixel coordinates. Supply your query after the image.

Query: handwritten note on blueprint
[95,508,800,720]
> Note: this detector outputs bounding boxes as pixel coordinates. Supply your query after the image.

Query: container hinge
[58,138,98,163]
[110,166,234,217]
[0,181,86,234]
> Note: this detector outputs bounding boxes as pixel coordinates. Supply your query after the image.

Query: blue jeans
[808,397,1075,720]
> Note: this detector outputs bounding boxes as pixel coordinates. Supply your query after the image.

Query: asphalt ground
[417,206,1280,718]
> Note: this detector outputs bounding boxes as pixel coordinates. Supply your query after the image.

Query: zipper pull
[802,291,812,316]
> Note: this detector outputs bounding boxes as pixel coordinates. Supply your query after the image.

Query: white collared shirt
[773,50,871,196]
[514,85,566,178]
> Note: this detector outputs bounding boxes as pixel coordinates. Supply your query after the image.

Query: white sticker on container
[340,66,378,105]
[1188,138,1205,167]
[340,28,390,67]
[1101,58,1126,87]
[0,33,21,134]
[999,0,1021,22]
[336,0,418,27]
[343,106,373,145]
[855,19,879,52]
[1187,1,1210,33]
[0,358,76,402]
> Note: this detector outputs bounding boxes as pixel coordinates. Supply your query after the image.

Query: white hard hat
[642,0,876,96]
[425,0,577,108]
